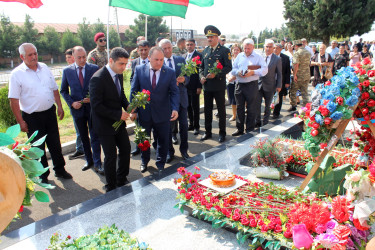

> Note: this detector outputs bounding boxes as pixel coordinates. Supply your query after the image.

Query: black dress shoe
[140,163,148,173]
[131,147,140,156]
[200,133,212,141]
[55,171,73,179]
[105,185,116,193]
[117,178,130,187]
[218,134,226,143]
[68,151,85,160]
[94,165,105,175]
[193,129,199,135]
[181,152,190,160]
[231,130,244,136]
[166,154,174,163]
[172,134,179,145]
[188,125,194,131]
[82,162,94,171]
[287,106,297,112]
[246,127,255,133]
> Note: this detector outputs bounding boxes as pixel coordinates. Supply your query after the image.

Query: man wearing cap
[130,36,146,60]
[219,35,226,46]
[288,39,311,111]
[87,32,108,68]
[199,25,232,143]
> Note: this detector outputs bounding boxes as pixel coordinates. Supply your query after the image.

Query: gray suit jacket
[260,54,282,92]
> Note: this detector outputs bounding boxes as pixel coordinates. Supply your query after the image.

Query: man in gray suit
[255,39,282,127]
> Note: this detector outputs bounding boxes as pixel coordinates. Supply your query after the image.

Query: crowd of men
[8,26,370,192]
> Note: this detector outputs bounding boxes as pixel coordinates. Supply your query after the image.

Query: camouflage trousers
[289,78,310,106]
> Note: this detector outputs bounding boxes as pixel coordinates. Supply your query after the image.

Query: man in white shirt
[301,38,314,57]
[326,40,339,58]
[8,43,72,184]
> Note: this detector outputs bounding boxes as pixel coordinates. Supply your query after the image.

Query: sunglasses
[99,38,107,42]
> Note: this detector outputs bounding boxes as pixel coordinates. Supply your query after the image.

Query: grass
[1,70,132,144]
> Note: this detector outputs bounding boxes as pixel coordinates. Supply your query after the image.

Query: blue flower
[320,88,327,96]
[315,114,323,125]
[334,75,345,86]
[330,111,343,121]
[323,93,335,101]
[327,101,337,113]
[345,95,359,107]
[349,75,360,86]
[352,88,361,97]
[329,85,341,96]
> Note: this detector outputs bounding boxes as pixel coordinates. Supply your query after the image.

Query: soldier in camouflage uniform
[199,25,232,143]
[288,39,311,111]
[129,36,146,60]
[172,38,187,56]
[87,32,108,69]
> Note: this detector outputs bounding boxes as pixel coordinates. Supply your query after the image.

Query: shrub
[0,85,17,128]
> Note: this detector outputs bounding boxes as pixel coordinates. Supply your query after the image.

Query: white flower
[0,147,22,166]
[350,172,361,182]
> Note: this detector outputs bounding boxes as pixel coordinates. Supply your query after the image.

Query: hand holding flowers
[207,60,223,78]
[178,55,202,77]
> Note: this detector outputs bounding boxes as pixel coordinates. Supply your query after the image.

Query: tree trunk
[322,36,330,46]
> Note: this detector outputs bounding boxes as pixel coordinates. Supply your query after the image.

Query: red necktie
[152,69,157,90]
[78,66,84,88]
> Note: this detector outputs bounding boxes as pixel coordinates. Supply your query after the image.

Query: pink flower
[177,167,186,175]
[292,224,314,249]
[189,176,197,184]
[194,166,200,171]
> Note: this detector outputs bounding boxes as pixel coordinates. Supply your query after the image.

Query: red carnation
[365,115,370,121]
[321,108,330,117]
[312,123,320,129]
[359,68,367,75]
[310,129,319,137]
[372,86,375,92]
[363,57,371,65]
[336,96,344,105]
[368,70,375,77]
[143,140,150,148]
[185,192,192,200]
[250,219,257,227]
[371,112,375,119]
[353,218,370,230]
[325,80,331,86]
[359,101,366,107]
[283,230,292,238]
[324,117,332,125]
[18,205,24,213]
[362,108,369,115]
[362,80,370,87]
[364,145,371,152]
[331,196,350,223]
[362,92,370,100]
[216,62,223,70]
[368,99,375,107]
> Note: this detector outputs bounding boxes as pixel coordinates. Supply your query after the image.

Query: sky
[0,0,286,36]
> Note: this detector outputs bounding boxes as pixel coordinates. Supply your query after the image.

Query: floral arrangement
[0,124,54,223]
[178,55,202,77]
[113,89,150,131]
[208,60,223,75]
[250,138,285,170]
[299,66,360,157]
[48,224,151,250]
[174,169,373,249]
[133,121,151,152]
[350,126,375,166]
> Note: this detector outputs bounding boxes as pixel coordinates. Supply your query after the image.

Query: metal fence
[0,66,64,86]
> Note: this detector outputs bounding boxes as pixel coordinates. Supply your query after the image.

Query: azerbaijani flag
[190,0,214,7]
[0,0,42,8]
[109,0,188,18]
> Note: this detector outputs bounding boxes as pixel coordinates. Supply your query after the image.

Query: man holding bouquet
[199,25,232,143]
[90,47,132,192]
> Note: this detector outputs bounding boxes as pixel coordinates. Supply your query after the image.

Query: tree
[92,18,106,34]
[0,14,19,58]
[17,14,39,46]
[61,29,81,53]
[77,18,95,51]
[284,0,375,45]
[123,14,169,47]
[108,27,121,48]
[39,26,61,56]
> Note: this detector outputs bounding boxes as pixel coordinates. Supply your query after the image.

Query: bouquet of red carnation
[178,55,202,77]
[208,60,223,75]
[134,122,151,151]
[113,89,150,131]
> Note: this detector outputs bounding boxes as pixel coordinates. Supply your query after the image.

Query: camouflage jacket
[293,47,311,81]
[87,48,108,68]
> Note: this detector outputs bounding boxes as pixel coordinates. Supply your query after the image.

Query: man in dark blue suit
[130,40,150,156]
[159,39,190,163]
[130,46,180,172]
[60,46,103,174]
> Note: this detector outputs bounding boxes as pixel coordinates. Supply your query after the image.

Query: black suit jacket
[130,57,148,83]
[183,50,202,92]
[89,66,130,135]
[280,53,291,95]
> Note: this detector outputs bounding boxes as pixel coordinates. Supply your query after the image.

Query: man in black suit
[184,38,202,135]
[130,40,150,156]
[273,43,291,119]
[89,47,133,192]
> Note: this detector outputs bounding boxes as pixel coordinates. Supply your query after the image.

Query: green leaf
[173,204,179,209]
[265,241,273,249]
[22,159,48,177]
[252,237,258,245]
[25,131,38,144]
[236,232,242,245]
[31,135,47,147]
[259,237,265,244]
[35,191,50,202]
[241,234,249,244]
[6,124,20,139]
[0,133,15,146]
[22,147,45,159]
[274,241,281,250]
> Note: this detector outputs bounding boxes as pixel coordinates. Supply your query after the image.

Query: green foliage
[0,14,20,58]
[38,26,61,56]
[91,18,106,34]
[48,224,151,250]
[61,29,82,53]
[17,14,39,46]
[284,0,375,44]
[0,85,17,128]
[77,18,96,52]
[124,14,169,47]
[108,27,122,48]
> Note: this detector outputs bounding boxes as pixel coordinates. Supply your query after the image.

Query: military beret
[204,25,221,37]
[293,39,302,46]
[94,32,105,42]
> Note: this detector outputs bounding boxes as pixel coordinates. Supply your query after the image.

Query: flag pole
[107,3,110,61]
[145,15,148,41]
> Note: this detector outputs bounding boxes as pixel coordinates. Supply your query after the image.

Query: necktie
[114,74,121,96]
[265,56,268,64]
[78,67,84,88]
[152,69,157,90]
[168,58,173,69]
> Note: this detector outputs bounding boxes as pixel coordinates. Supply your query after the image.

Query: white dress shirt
[149,66,161,85]
[186,50,195,61]
[231,51,268,83]
[75,62,85,78]
[8,62,58,114]
[164,57,175,70]
[140,58,149,65]
[326,46,339,58]
[106,64,118,84]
